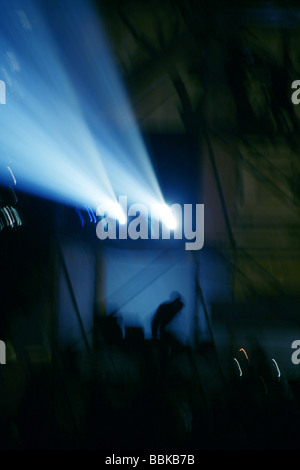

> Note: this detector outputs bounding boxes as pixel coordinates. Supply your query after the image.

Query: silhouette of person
[151,292,184,379]
[151,292,184,340]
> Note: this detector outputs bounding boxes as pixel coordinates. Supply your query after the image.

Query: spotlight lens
[161,204,177,230]
[118,211,127,225]
[114,203,127,225]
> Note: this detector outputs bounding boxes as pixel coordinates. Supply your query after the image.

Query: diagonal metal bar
[205,134,284,292]
[56,240,91,353]
[106,248,178,311]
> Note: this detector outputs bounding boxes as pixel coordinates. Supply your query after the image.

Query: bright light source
[0,1,164,216]
[160,204,177,230]
[116,206,127,225]
[107,202,127,225]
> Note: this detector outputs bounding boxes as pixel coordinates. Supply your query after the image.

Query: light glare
[160,204,177,230]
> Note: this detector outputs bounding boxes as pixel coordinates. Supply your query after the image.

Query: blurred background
[1,0,300,450]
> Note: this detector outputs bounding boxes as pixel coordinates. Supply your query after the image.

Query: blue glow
[0,0,164,217]
[75,208,84,227]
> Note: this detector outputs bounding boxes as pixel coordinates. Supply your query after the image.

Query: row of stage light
[0,0,177,233]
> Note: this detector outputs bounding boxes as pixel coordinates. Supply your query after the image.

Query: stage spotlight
[115,204,127,225]
[0,1,166,220]
[160,204,177,230]
[99,201,127,225]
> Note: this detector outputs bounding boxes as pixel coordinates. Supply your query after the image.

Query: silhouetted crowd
[1,293,300,450]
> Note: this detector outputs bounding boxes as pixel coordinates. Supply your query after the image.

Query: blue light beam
[0,0,165,217]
